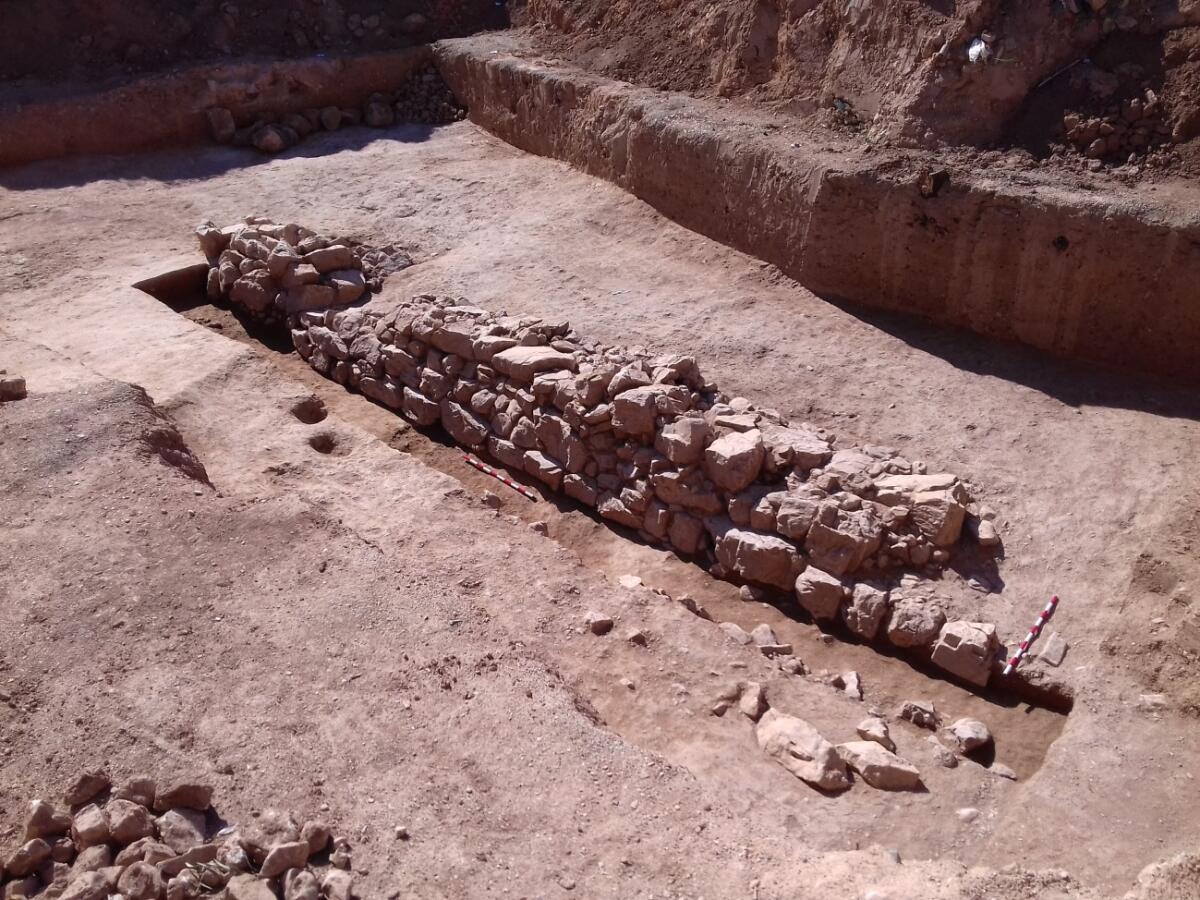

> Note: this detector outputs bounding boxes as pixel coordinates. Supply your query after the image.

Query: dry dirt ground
[1,120,1199,899]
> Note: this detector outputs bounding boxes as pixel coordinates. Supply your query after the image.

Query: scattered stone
[113,778,156,810]
[704,430,764,493]
[900,700,940,730]
[625,628,648,646]
[64,771,110,808]
[843,584,889,641]
[856,717,895,752]
[718,622,753,645]
[5,840,51,878]
[990,763,1018,781]
[944,717,992,754]
[618,574,643,589]
[927,737,958,768]
[755,710,850,791]
[284,869,321,900]
[153,781,212,814]
[300,821,331,856]
[227,873,277,900]
[738,682,767,720]
[321,869,353,900]
[837,741,923,790]
[116,861,163,900]
[260,841,310,878]
[24,801,72,841]
[840,671,863,700]
[885,597,946,649]
[0,374,28,402]
[793,568,845,620]
[71,805,110,848]
[957,807,980,823]
[710,683,742,717]
[584,611,614,635]
[156,808,207,854]
[1038,631,1069,666]
[106,800,155,845]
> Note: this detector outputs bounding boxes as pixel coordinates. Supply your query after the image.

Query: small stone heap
[206,65,466,155]
[0,771,353,900]
[196,219,388,329]
[1062,87,1172,163]
[196,220,1008,687]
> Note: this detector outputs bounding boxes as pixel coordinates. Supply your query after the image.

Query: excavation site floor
[2,117,1199,899]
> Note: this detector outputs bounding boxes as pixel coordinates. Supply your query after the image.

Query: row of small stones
[206,67,466,154]
[1,771,355,900]
[279,295,990,567]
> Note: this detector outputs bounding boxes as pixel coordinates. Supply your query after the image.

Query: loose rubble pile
[206,65,466,154]
[1061,87,1172,163]
[0,771,354,900]
[196,219,1008,687]
[195,219,410,329]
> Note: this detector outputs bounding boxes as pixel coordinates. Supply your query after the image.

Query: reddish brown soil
[517,0,1200,178]
[0,0,504,84]
[2,118,1199,897]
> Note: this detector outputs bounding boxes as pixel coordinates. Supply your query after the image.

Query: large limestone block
[836,741,922,790]
[793,568,845,620]
[492,346,577,383]
[930,621,998,687]
[703,429,764,493]
[755,710,849,791]
[708,518,803,591]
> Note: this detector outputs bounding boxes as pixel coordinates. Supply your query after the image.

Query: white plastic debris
[968,38,990,64]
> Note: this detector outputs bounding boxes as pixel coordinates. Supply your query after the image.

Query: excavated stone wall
[199,219,1008,690]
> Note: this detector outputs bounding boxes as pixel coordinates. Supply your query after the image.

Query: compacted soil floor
[1,121,1199,899]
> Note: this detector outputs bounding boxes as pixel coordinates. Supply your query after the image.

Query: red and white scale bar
[463,454,539,502]
[1003,595,1059,676]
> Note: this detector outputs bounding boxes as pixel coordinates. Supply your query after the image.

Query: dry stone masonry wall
[198,220,1007,690]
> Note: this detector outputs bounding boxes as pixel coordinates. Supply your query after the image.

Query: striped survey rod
[462,454,539,501]
[1003,595,1059,676]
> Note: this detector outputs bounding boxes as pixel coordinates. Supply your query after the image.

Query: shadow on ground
[0,122,438,191]
[817,291,1200,422]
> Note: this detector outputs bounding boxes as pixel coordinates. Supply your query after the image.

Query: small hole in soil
[1053,235,1070,252]
[308,433,339,454]
[291,396,328,424]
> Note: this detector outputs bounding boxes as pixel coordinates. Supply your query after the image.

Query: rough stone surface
[930,621,999,687]
[755,710,850,791]
[944,717,992,754]
[885,597,947,649]
[856,717,896,752]
[842,583,889,641]
[793,568,845,620]
[837,741,922,790]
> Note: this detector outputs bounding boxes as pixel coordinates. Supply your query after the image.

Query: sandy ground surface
[1,121,1199,898]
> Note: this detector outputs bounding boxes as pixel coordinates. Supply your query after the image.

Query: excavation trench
[135,265,1069,781]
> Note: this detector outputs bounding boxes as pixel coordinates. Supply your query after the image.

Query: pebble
[957,807,979,823]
